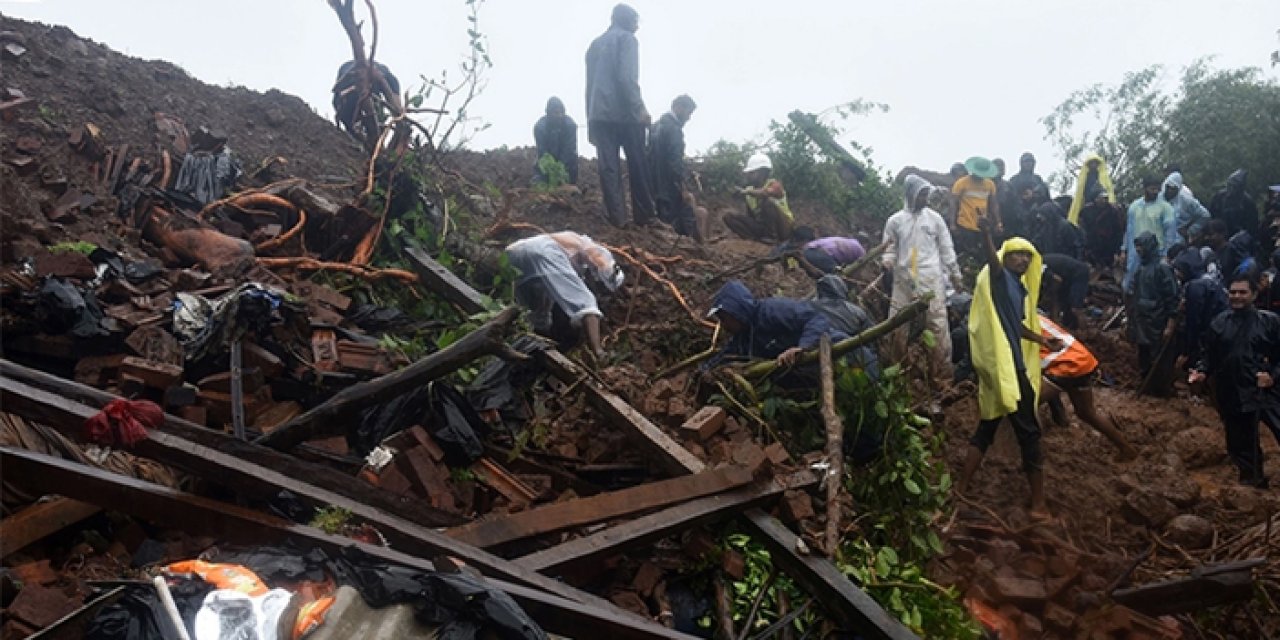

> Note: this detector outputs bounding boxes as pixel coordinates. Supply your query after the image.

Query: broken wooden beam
[516,470,816,575]
[538,348,917,639]
[0,359,463,529]
[0,497,101,559]
[1112,558,1264,617]
[256,306,521,451]
[404,246,489,314]
[0,448,693,640]
[0,368,652,622]
[447,465,753,549]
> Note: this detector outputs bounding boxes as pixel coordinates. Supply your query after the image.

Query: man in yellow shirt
[951,156,1001,254]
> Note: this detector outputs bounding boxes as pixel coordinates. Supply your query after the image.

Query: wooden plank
[537,348,917,640]
[0,498,102,558]
[0,448,693,640]
[447,465,753,549]
[404,246,488,314]
[537,349,705,476]
[0,360,464,530]
[516,470,817,575]
[0,373,635,616]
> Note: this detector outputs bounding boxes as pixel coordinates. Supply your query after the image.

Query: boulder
[1171,427,1224,468]
[1121,488,1177,527]
[1163,514,1214,549]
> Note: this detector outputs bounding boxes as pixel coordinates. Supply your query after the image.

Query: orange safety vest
[1038,314,1098,378]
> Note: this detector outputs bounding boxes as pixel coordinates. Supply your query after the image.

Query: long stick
[739,297,930,379]
[819,335,845,557]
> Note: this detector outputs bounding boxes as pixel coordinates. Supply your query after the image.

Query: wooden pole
[819,335,845,557]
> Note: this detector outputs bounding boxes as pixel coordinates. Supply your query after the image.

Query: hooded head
[816,275,849,301]
[1162,172,1184,201]
[1084,181,1108,203]
[545,96,565,117]
[904,174,932,212]
[997,237,1041,279]
[708,280,756,334]
[1032,201,1063,222]
[1019,152,1035,173]
[1226,169,1247,195]
[1135,231,1160,263]
[610,3,639,31]
[1172,247,1205,282]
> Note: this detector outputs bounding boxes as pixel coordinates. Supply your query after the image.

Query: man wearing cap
[648,94,707,241]
[951,156,1001,254]
[585,3,656,227]
[724,154,794,242]
[958,216,1059,520]
[533,96,578,185]
[883,175,962,394]
[1008,152,1048,204]
[1122,175,1179,291]
[505,231,624,359]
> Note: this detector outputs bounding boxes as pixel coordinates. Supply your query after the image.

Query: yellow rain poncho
[1067,153,1114,226]
[969,238,1042,420]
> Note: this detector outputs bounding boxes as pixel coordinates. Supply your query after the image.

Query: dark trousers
[1220,409,1266,485]
[970,372,1043,472]
[802,247,839,274]
[591,121,654,227]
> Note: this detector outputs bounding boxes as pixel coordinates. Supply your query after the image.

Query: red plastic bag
[84,399,163,447]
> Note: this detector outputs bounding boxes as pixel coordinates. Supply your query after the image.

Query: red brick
[10,560,57,586]
[74,354,128,386]
[731,441,770,476]
[178,405,207,427]
[780,489,815,523]
[2,619,37,639]
[311,329,338,372]
[721,549,746,580]
[241,341,283,377]
[35,249,96,280]
[764,442,791,465]
[119,356,184,390]
[680,406,726,441]
[8,584,81,628]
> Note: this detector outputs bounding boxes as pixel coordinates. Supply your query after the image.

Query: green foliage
[1041,59,1280,202]
[766,111,899,224]
[1163,62,1280,199]
[697,139,756,195]
[450,467,477,483]
[831,363,981,638]
[534,154,569,191]
[47,241,97,255]
[1040,65,1173,199]
[310,506,353,535]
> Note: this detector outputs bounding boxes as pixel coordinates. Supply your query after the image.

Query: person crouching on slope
[1037,313,1138,462]
[957,217,1062,521]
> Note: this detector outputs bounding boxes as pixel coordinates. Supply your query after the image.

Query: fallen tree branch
[255,306,521,451]
[253,208,307,253]
[606,244,716,330]
[738,296,930,379]
[840,241,889,278]
[255,257,418,283]
[820,334,845,557]
[710,251,795,283]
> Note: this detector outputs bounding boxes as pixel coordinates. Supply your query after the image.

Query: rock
[1044,602,1078,631]
[991,568,1047,606]
[1172,427,1225,468]
[1111,473,1139,495]
[1163,514,1214,549]
[7,584,80,629]
[1121,488,1177,527]
[609,590,649,617]
[779,489,814,523]
[1159,475,1202,508]
[34,248,96,280]
[1221,485,1261,512]
[263,107,286,127]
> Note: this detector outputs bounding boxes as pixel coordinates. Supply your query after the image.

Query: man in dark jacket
[1027,201,1084,259]
[1079,187,1125,269]
[1202,220,1258,282]
[1007,152,1048,202]
[811,275,878,376]
[533,97,578,185]
[1211,169,1258,240]
[1130,231,1180,388]
[648,94,705,241]
[585,4,655,228]
[1171,247,1227,372]
[1191,276,1280,487]
[706,280,847,369]
[1041,253,1090,329]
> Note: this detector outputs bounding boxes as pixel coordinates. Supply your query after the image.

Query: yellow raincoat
[1067,153,1114,226]
[969,238,1042,420]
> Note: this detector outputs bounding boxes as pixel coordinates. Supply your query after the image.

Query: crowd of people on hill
[487,3,1280,514]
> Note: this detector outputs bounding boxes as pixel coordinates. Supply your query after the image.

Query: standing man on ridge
[585,3,656,228]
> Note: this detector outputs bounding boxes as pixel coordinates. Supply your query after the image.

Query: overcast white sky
[4,0,1277,180]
